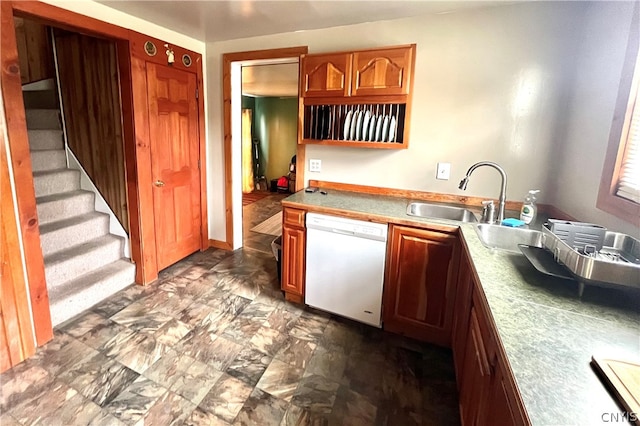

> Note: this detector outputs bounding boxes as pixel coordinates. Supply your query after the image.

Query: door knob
[154,180,165,187]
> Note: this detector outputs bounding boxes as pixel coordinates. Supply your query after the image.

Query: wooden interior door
[146,62,201,270]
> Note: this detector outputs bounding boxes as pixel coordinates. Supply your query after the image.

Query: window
[597,16,640,225]
[615,78,639,204]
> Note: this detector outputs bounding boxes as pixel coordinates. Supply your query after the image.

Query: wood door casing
[1,137,37,372]
[1,1,53,347]
[383,225,460,346]
[147,63,201,270]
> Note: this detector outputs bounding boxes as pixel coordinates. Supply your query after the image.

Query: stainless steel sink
[474,223,544,253]
[406,202,478,223]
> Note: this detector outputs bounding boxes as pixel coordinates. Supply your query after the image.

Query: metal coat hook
[164,43,175,65]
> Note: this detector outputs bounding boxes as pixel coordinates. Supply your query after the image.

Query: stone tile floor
[241,192,288,255]
[0,195,460,425]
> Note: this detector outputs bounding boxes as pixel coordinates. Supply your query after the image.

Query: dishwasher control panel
[306,213,387,241]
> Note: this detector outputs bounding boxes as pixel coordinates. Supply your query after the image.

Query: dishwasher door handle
[331,228,355,236]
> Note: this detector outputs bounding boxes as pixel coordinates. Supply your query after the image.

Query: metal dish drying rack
[539,220,640,297]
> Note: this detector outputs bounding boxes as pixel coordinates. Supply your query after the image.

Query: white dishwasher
[305,213,388,327]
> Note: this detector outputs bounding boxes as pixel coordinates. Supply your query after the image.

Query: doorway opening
[239,62,299,253]
[223,47,308,251]
[12,16,134,327]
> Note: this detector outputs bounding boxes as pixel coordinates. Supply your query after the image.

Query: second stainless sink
[406,202,478,223]
[474,223,544,253]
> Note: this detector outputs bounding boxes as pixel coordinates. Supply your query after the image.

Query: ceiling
[242,63,299,97]
[96,0,511,42]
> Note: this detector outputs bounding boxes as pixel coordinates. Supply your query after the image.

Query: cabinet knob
[154,180,165,187]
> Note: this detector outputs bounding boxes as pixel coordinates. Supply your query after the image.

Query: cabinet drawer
[283,208,306,228]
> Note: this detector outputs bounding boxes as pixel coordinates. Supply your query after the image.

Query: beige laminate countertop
[283,189,640,426]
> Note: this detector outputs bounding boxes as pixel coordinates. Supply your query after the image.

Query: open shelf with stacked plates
[303,103,406,146]
[298,44,416,150]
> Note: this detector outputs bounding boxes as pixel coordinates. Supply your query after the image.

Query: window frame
[597,9,640,226]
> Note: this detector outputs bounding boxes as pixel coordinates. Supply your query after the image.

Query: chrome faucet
[459,161,508,223]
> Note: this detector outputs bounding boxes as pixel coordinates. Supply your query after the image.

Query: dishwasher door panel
[305,227,386,327]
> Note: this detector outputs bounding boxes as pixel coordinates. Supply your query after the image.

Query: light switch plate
[436,162,451,180]
[309,159,322,172]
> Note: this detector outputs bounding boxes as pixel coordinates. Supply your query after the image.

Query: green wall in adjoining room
[253,96,298,182]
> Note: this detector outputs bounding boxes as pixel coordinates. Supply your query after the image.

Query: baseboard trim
[209,239,233,251]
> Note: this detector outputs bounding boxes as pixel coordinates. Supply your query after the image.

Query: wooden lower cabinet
[454,246,529,426]
[452,253,473,382]
[281,208,306,303]
[383,225,460,346]
[458,305,492,426]
[485,358,528,426]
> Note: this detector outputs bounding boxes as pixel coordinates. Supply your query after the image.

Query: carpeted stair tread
[32,169,80,197]
[36,190,95,225]
[49,259,135,326]
[30,149,66,172]
[39,211,109,256]
[44,235,124,290]
[44,233,120,265]
[28,130,64,151]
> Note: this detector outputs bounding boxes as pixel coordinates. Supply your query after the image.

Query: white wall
[206,2,591,241]
[550,2,639,236]
[40,0,204,52]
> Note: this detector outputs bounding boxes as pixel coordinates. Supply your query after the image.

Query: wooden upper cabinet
[383,225,460,346]
[301,53,352,98]
[351,46,414,96]
[298,44,415,149]
[301,45,415,99]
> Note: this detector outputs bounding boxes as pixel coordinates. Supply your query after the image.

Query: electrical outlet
[309,159,322,172]
[436,162,451,180]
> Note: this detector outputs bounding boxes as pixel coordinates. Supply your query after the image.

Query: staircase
[24,82,135,327]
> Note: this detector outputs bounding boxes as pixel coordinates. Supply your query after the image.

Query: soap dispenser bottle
[520,190,540,225]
